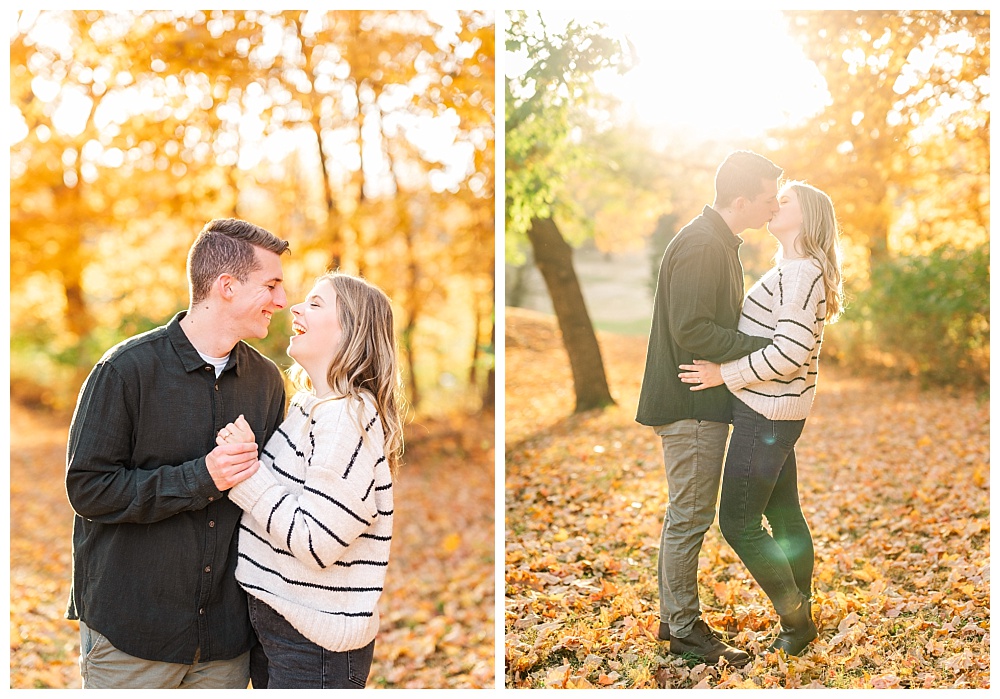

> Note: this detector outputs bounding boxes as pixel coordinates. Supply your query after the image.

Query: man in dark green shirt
[636,151,781,666]
[66,219,290,688]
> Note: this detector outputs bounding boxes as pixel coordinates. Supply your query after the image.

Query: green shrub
[860,245,989,386]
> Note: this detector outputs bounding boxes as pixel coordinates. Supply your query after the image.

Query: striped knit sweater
[720,257,827,421]
[228,391,393,652]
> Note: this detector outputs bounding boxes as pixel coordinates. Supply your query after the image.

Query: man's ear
[216,274,237,300]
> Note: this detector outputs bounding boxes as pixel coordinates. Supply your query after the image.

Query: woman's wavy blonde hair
[289,272,405,474]
[782,181,845,323]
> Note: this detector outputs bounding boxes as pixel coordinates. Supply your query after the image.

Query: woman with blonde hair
[679,181,844,657]
[217,272,404,688]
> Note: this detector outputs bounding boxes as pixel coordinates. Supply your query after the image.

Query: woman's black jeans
[719,399,813,616]
[248,595,375,689]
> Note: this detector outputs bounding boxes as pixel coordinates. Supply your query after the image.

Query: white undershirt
[197,350,231,378]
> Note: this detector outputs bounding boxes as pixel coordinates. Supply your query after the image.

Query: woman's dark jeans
[719,399,814,616]
[248,595,375,689]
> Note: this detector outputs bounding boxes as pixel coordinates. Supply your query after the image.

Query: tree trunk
[506,257,533,308]
[63,275,92,340]
[311,111,344,271]
[61,179,94,343]
[401,323,420,410]
[401,202,421,410]
[469,301,482,387]
[481,318,495,414]
[526,216,615,412]
[476,274,496,414]
[61,186,95,388]
[344,10,366,274]
[301,23,344,271]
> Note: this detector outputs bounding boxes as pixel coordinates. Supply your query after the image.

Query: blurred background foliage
[505,10,988,394]
[11,9,495,414]
[772,10,989,386]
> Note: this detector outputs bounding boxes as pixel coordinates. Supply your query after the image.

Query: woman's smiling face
[287,279,343,373]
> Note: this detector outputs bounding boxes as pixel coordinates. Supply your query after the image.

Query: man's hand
[206,442,259,490]
[679,359,724,391]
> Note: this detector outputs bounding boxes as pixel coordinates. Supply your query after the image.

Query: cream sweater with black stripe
[229,391,393,652]
[721,257,827,421]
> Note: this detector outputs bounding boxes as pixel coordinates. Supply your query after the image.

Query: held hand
[678,359,724,391]
[206,442,260,490]
[216,414,256,447]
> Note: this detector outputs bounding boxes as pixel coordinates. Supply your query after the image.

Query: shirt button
[215,384,219,391]
[205,366,211,371]
[204,566,212,573]
[208,520,216,528]
[199,608,205,615]
[208,496,214,502]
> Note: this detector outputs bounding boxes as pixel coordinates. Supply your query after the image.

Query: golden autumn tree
[11,11,269,349]
[771,10,989,267]
[258,11,429,273]
[766,10,989,384]
[235,10,495,409]
[11,10,495,413]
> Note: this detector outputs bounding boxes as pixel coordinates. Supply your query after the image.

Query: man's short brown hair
[187,219,290,305]
[715,151,783,207]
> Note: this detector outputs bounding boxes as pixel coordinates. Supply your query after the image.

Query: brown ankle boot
[670,619,750,667]
[659,620,738,642]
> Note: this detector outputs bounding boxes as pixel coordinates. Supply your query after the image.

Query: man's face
[743,178,780,230]
[229,247,286,340]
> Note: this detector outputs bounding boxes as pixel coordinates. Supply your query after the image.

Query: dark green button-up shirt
[66,312,286,664]
[636,206,771,427]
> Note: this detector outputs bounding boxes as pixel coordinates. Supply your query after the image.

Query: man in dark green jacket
[636,151,781,666]
[67,219,290,688]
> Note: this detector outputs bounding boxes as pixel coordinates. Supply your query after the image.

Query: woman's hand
[678,360,724,391]
[217,414,256,446]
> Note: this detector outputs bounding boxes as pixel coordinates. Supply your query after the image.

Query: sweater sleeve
[229,399,382,570]
[721,263,824,391]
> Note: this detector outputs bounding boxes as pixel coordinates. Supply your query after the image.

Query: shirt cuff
[194,455,225,502]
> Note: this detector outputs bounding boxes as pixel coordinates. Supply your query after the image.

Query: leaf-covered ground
[10,402,494,689]
[505,307,989,689]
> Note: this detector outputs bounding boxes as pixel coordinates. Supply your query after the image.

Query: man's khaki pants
[79,621,250,689]
[654,419,729,638]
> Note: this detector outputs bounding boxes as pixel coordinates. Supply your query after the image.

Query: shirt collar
[167,311,244,376]
[702,205,744,249]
